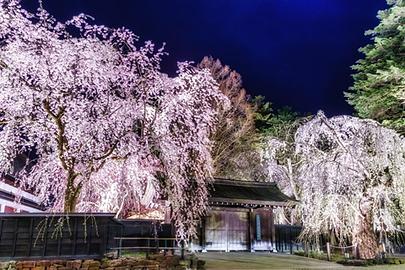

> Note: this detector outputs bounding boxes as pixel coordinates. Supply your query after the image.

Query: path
[197,252,405,270]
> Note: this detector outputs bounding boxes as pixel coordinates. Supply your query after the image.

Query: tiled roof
[209,179,296,207]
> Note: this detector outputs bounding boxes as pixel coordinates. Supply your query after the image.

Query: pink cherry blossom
[0,0,228,240]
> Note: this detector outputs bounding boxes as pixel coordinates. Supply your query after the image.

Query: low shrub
[293,250,305,257]
[336,259,369,266]
[294,250,345,262]
[337,257,405,266]
[295,249,405,266]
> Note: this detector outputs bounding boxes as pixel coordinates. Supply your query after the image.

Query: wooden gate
[204,210,248,251]
[252,209,274,251]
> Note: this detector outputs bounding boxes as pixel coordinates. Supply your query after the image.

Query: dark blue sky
[24,0,388,116]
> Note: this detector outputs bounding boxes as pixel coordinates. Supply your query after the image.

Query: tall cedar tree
[199,57,256,179]
[346,0,404,134]
[252,96,300,141]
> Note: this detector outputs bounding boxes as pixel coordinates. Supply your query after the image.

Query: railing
[113,237,186,259]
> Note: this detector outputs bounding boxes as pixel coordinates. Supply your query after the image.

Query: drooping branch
[0,1,227,240]
[295,111,405,259]
[94,140,119,161]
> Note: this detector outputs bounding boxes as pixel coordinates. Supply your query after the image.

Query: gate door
[205,210,248,251]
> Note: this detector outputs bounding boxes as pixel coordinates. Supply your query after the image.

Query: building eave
[209,197,297,208]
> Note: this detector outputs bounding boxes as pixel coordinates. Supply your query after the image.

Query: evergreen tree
[252,96,304,141]
[346,0,405,134]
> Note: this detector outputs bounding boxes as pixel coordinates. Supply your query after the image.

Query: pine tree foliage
[255,100,307,196]
[346,0,405,134]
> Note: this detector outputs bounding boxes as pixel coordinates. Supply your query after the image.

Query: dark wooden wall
[0,213,122,260]
[274,224,302,253]
[117,219,174,251]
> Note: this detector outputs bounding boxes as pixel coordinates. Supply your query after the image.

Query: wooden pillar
[248,208,255,252]
[200,218,206,252]
[225,212,229,252]
[271,206,276,252]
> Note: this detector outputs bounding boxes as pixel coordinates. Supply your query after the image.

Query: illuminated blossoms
[295,111,405,259]
[0,0,228,239]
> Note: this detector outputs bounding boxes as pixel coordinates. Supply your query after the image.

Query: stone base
[0,254,197,270]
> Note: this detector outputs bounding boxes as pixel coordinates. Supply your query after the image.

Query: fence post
[117,237,123,258]
[289,226,293,254]
[326,242,331,261]
[146,238,150,259]
[180,241,185,260]
[156,236,159,253]
[381,242,386,259]
[354,243,359,259]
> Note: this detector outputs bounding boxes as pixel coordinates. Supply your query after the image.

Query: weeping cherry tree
[295,111,405,259]
[0,0,228,239]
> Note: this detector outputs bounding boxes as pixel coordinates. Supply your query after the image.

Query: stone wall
[0,255,203,270]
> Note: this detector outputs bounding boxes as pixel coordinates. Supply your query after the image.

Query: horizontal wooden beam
[209,197,297,207]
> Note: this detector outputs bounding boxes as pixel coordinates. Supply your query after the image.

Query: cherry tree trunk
[63,173,79,213]
[353,212,379,259]
[64,188,78,213]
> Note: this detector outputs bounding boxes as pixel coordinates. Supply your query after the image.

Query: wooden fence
[0,213,122,260]
[0,213,176,261]
[274,224,302,253]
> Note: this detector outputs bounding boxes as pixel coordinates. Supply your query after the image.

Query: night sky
[23,0,388,116]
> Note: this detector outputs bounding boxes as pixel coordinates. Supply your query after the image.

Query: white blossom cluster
[261,138,292,195]
[0,0,228,239]
[295,111,405,246]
